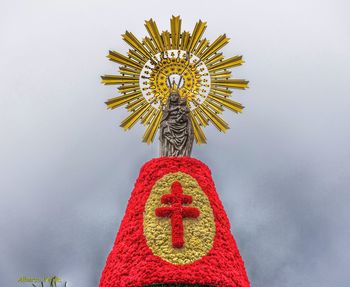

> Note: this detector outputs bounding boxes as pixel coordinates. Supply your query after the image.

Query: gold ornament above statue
[101,16,249,145]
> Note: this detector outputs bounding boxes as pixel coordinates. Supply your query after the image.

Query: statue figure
[159,82,194,157]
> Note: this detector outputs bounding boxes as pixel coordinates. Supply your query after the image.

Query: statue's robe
[160,104,193,157]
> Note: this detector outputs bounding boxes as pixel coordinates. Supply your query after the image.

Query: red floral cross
[155,181,200,248]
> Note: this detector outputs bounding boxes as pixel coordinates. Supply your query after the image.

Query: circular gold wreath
[101,16,249,144]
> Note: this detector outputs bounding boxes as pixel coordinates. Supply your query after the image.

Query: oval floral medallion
[143,172,216,265]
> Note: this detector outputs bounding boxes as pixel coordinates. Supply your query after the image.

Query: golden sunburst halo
[101,16,249,144]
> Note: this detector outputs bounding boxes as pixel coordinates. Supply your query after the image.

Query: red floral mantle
[99,157,250,287]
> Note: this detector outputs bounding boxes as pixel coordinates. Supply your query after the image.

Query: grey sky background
[1,0,349,286]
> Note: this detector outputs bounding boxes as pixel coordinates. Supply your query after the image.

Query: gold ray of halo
[170,15,181,49]
[144,19,164,52]
[194,38,209,55]
[118,84,140,93]
[102,16,248,144]
[204,53,224,66]
[193,109,209,127]
[211,79,249,89]
[211,87,232,96]
[107,50,142,70]
[128,50,146,64]
[142,37,158,54]
[101,75,138,85]
[196,102,229,132]
[141,107,157,125]
[119,66,140,76]
[161,31,171,50]
[122,31,152,59]
[197,109,210,124]
[207,93,244,113]
[120,103,150,130]
[105,91,142,109]
[180,31,190,50]
[199,34,229,61]
[204,99,224,114]
[210,71,232,79]
[208,55,244,72]
[188,20,207,52]
[191,115,207,144]
[126,98,147,111]
[143,109,162,144]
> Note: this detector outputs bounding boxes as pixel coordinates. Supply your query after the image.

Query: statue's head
[167,78,181,106]
[179,98,187,107]
[169,91,180,104]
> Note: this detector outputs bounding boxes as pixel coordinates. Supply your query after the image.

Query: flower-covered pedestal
[99,157,250,287]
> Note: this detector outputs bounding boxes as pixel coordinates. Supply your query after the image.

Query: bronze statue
[159,83,194,157]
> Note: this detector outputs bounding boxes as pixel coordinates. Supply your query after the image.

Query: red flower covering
[99,157,250,287]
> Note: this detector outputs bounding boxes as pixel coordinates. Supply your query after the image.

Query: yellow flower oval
[143,172,216,265]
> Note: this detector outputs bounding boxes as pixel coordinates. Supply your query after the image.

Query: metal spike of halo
[101,16,249,144]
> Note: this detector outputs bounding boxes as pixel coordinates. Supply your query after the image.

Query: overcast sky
[1,0,350,286]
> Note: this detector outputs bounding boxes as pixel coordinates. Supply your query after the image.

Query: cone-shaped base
[99,157,250,287]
